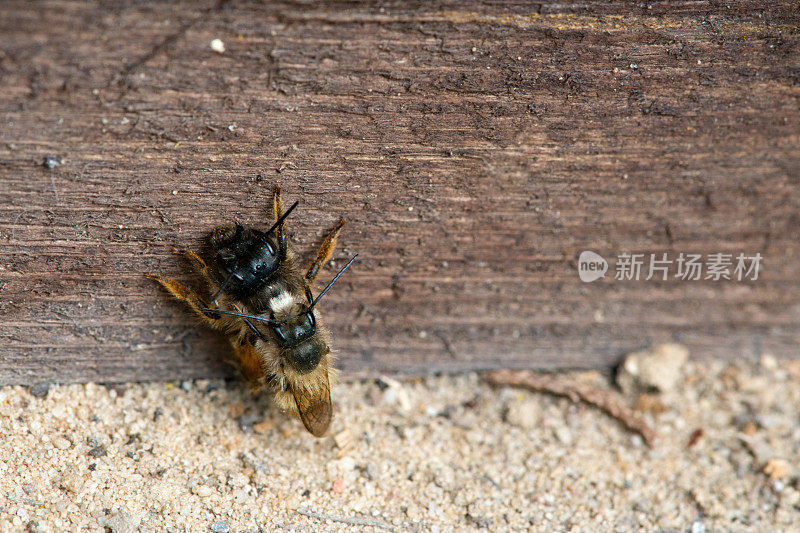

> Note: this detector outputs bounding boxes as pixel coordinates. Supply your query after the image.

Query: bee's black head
[211,222,284,294]
[271,309,315,345]
[271,309,327,374]
[285,336,329,375]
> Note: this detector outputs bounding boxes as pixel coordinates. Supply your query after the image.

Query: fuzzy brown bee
[148,187,356,437]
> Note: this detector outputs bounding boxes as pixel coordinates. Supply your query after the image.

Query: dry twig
[485,369,657,447]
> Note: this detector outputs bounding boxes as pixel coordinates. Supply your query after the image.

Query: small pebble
[192,485,213,498]
[228,403,246,419]
[740,419,758,436]
[617,343,689,394]
[52,437,71,450]
[88,445,107,458]
[42,156,61,169]
[760,354,778,370]
[28,383,51,399]
[333,429,354,449]
[379,377,411,413]
[227,472,248,488]
[763,458,791,479]
[505,399,538,430]
[97,509,139,533]
[210,39,225,54]
[634,393,667,414]
[363,463,379,481]
[26,520,44,533]
[252,419,275,434]
[691,521,706,533]
[210,519,229,532]
[60,474,83,494]
[553,426,573,446]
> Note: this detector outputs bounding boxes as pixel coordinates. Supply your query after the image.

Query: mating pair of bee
[148,187,356,437]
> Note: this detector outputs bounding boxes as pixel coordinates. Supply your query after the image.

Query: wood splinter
[485,369,658,448]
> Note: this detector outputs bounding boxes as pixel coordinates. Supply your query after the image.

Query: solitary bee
[148,187,356,437]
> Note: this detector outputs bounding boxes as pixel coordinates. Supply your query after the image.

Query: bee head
[285,336,330,375]
[267,297,325,374]
[209,201,298,296]
[211,222,284,293]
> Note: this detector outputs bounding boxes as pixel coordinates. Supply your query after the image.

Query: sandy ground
[1,356,799,532]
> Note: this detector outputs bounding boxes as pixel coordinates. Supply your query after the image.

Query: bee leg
[175,248,209,272]
[273,186,287,252]
[146,275,224,328]
[305,218,345,284]
[174,249,222,298]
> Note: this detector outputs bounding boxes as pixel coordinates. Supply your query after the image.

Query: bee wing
[292,373,332,437]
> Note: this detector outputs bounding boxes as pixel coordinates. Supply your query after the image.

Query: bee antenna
[243,318,268,341]
[308,254,359,310]
[210,271,235,304]
[201,307,280,327]
[263,200,299,237]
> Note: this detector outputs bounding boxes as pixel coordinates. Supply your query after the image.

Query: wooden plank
[0,1,798,384]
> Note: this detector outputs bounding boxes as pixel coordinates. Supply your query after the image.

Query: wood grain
[0,1,798,384]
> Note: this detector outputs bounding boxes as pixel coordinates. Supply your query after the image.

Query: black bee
[149,187,356,437]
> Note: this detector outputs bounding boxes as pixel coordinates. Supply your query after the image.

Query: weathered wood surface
[1,1,798,384]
